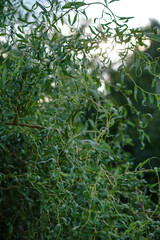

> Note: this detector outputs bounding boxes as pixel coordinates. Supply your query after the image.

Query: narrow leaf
[134,85,138,102]
[72,13,77,25]
[62,2,86,9]
[146,34,160,43]
[89,26,97,35]
[154,167,159,178]
[142,91,146,106]
[136,158,150,170]
[36,1,48,13]
[21,1,32,12]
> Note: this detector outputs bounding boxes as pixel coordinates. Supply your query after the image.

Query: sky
[23,0,160,30]
[25,0,160,28]
[110,0,160,28]
[82,0,160,62]
[86,0,160,28]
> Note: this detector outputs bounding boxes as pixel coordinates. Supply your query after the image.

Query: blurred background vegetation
[107,19,160,198]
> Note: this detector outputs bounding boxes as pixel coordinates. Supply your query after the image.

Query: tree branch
[4,121,65,134]
[5,122,47,130]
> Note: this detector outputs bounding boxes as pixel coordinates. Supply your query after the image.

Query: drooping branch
[4,121,65,134]
[44,9,71,34]
[4,122,47,130]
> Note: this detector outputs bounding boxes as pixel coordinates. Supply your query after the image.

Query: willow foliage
[0,0,160,239]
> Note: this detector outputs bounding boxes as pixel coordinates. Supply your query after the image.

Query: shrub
[0,1,160,239]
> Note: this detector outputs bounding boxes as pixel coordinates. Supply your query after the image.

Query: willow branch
[44,9,71,34]
[4,121,65,134]
[5,122,47,130]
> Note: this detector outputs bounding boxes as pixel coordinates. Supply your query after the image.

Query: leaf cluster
[0,1,160,239]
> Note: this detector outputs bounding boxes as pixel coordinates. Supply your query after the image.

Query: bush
[0,1,160,239]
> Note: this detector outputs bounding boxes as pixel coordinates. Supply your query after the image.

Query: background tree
[106,19,160,203]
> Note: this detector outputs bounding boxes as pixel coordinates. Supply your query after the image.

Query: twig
[4,121,65,134]
[135,186,146,218]
[5,122,47,130]
[100,166,114,186]
[44,9,71,34]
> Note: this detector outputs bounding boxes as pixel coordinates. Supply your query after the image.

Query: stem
[5,122,47,130]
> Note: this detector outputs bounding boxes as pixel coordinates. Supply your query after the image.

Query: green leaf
[17,17,28,23]
[148,94,154,104]
[16,33,25,39]
[20,1,32,12]
[155,95,160,108]
[68,14,71,25]
[36,1,48,13]
[127,120,135,127]
[134,85,138,102]
[45,15,51,25]
[154,167,159,178]
[62,2,86,9]
[60,15,64,25]
[147,113,153,120]
[16,33,29,43]
[89,26,97,35]
[2,67,7,82]
[52,24,60,32]
[136,158,149,170]
[146,34,160,43]
[109,0,120,3]
[61,172,70,177]
[138,49,148,60]
[142,91,146,106]
[0,33,7,36]
[72,13,77,25]
[62,3,73,9]
[17,43,27,49]
[88,119,96,129]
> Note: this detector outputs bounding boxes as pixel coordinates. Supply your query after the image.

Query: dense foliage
[0,0,160,239]
[108,19,160,169]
